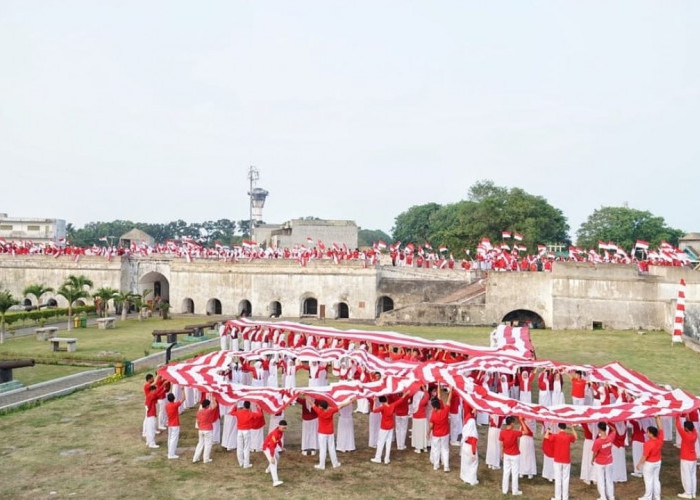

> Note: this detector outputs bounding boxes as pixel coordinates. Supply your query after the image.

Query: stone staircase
[434,279,487,305]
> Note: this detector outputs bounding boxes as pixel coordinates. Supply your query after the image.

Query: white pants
[680,458,697,498]
[502,454,520,494]
[395,416,408,450]
[374,428,394,463]
[236,429,251,466]
[553,462,571,500]
[368,412,380,447]
[192,430,213,462]
[157,399,167,429]
[431,435,450,470]
[264,449,280,483]
[595,463,614,500]
[640,460,661,500]
[145,416,157,446]
[460,446,478,485]
[167,425,180,457]
[318,433,340,468]
[449,413,461,444]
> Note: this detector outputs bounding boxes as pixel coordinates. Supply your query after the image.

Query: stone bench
[50,337,78,353]
[35,326,59,341]
[96,317,116,329]
[184,322,217,337]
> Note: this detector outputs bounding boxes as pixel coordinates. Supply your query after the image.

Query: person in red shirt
[165,391,185,459]
[545,423,577,500]
[393,392,410,451]
[232,401,262,468]
[262,419,287,487]
[499,415,525,495]
[141,373,154,439]
[371,393,405,465]
[296,395,318,456]
[569,371,587,406]
[429,387,452,472]
[192,397,219,464]
[675,415,698,499]
[636,416,663,500]
[591,422,615,500]
[314,398,352,470]
[144,380,166,449]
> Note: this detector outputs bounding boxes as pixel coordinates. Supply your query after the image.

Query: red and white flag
[98,237,108,242]
[513,233,523,241]
[502,231,511,239]
[438,245,448,253]
[635,239,650,250]
[673,279,685,344]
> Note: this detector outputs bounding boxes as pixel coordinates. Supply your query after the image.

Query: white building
[0,213,67,245]
[254,218,358,249]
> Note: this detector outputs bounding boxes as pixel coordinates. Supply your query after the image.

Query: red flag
[502,231,511,239]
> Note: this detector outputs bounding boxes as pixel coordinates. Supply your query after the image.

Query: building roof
[119,228,154,242]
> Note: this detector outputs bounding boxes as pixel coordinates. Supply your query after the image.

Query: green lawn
[0,321,699,499]
[12,364,95,386]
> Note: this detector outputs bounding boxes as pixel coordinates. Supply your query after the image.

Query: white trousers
[502,454,520,494]
[192,430,213,462]
[395,416,408,449]
[374,428,394,463]
[553,462,571,500]
[145,416,157,446]
[595,463,614,500]
[449,413,461,444]
[680,458,697,498]
[236,429,251,466]
[460,447,478,485]
[167,425,180,457]
[431,435,450,470]
[640,461,661,500]
[318,433,340,468]
[264,449,280,483]
[579,438,594,482]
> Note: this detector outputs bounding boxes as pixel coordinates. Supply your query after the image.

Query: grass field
[0,321,698,499]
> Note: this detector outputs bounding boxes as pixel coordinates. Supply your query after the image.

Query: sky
[1,1,698,240]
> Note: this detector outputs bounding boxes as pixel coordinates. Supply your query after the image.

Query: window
[28,225,41,231]
[0,225,12,231]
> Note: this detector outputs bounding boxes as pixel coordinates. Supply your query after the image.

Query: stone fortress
[1,253,698,344]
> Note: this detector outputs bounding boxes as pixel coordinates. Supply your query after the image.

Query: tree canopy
[391,180,570,254]
[576,206,684,250]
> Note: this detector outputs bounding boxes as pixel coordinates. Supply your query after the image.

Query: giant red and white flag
[673,278,686,343]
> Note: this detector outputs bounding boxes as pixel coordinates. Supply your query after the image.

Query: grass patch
[0,322,698,499]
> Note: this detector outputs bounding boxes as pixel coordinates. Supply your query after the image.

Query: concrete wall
[378,303,487,326]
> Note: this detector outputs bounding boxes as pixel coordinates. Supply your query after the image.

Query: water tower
[247,166,269,234]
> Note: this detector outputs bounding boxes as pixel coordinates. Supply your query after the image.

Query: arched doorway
[139,271,170,308]
[376,296,394,316]
[206,298,222,315]
[182,298,195,314]
[23,298,32,308]
[239,299,252,317]
[302,297,318,316]
[501,309,545,329]
[47,298,58,307]
[336,302,349,319]
[269,301,282,318]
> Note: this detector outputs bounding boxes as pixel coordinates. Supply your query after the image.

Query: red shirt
[233,408,260,431]
[499,428,523,456]
[374,401,398,430]
[263,427,284,454]
[315,405,339,435]
[571,378,586,399]
[196,406,219,431]
[166,400,183,427]
[676,418,698,461]
[592,433,614,465]
[430,406,450,437]
[412,392,429,419]
[549,431,576,464]
[642,430,664,463]
[145,386,165,417]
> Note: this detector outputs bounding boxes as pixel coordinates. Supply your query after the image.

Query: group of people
[144,345,700,497]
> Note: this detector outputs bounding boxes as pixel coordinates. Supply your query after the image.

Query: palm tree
[57,275,94,331]
[113,291,137,321]
[92,287,119,318]
[0,290,19,344]
[22,283,54,310]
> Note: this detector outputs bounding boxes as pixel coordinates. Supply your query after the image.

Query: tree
[92,287,119,318]
[57,275,94,330]
[113,291,138,321]
[576,206,684,252]
[22,283,54,310]
[391,203,442,244]
[0,290,19,344]
[358,229,392,248]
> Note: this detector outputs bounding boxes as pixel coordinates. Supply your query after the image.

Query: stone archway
[47,298,58,307]
[269,301,282,318]
[336,302,349,319]
[182,298,195,314]
[23,298,32,308]
[501,309,545,329]
[302,297,318,316]
[206,298,222,316]
[376,295,394,316]
[139,271,170,307]
[238,299,252,317]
